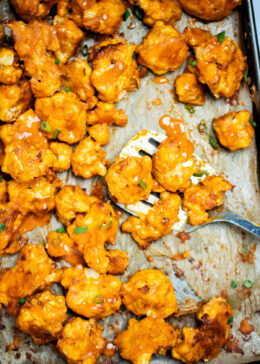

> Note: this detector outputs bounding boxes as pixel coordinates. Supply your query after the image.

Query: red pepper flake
[176,231,191,243]
[238,317,254,335]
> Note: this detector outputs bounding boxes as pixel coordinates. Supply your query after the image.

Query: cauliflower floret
[152,135,197,192]
[47,231,74,256]
[72,137,107,179]
[57,317,107,364]
[122,192,181,249]
[8,20,61,97]
[91,39,140,102]
[107,249,129,275]
[0,81,33,123]
[53,16,84,64]
[88,123,110,146]
[70,0,126,35]
[9,0,57,21]
[16,290,67,344]
[175,73,206,105]
[182,175,233,225]
[35,90,87,144]
[61,265,122,318]
[183,27,212,47]
[106,156,154,204]
[122,269,178,317]
[0,244,62,313]
[136,22,188,75]
[115,317,177,364]
[179,0,241,22]
[0,178,7,203]
[49,142,72,172]
[213,110,254,151]
[0,47,22,85]
[194,35,246,98]
[87,101,128,126]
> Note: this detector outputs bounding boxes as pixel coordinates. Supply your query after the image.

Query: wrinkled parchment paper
[1,2,260,363]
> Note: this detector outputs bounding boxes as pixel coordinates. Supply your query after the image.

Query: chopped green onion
[249,119,256,127]
[193,170,208,177]
[98,223,105,229]
[0,224,5,232]
[123,9,130,21]
[52,237,62,248]
[243,69,248,83]
[132,5,144,20]
[53,129,60,139]
[82,44,88,57]
[4,35,12,44]
[65,87,72,92]
[74,226,88,234]
[56,226,66,233]
[94,294,104,304]
[243,280,253,288]
[231,280,237,288]
[106,220,112,229]
[209,136,217,149]
[139,180,147,189]
[198,119,207,133]
[40,121,52,133]
[228,316,233,325]
[55,59,60,65]
[185,104,195,114]
[0,177,2,183]
[19,298,26,305]
[189,61,197,67]
[217,31,225,43]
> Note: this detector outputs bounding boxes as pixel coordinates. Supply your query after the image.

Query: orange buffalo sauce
[153,77,170,84]
[159,115,185,137]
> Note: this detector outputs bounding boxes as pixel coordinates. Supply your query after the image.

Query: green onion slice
[139,180,147,189]
[231,280,237,288]
[189,61,197,67]
[0,224,5,232]
[98,223,105,229]
[65,87,72,92]
[243,69,248,83]
[74,226,88,234]
[198,120,207,133]
[209,136,217,149]
[185,104,195,114]
[40,121,52,133]
[243,279,253,288]
[132,5,144,20]
[19,298,26,305]
[106,220,112,229]
[52,237,62,248]
[193,170,208,177]
[123,9,130,21]
[55,59,60,64]
[56,226,66,233]
[249,119,256,127]
[82,44,88,57]
[217,31,225,43]
[0,177,2,183]
[228,316,233,325]
[53,129,60,139]
[94,294,104,304]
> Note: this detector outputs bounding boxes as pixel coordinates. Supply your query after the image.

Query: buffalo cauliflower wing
[49,142,72,172]
[183,27,212,47]
[0,178,7,203]
[0,47,22,85]
[9,0,57,21]
[87,123,110,146]
[86,101,128,126]
[175,73,206,105]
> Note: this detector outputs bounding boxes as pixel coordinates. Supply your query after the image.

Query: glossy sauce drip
[19,213,51,235]
[152,77,170,84]
[159,115,185,137]
[63,245,85,266]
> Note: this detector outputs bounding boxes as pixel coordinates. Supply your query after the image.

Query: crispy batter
[183,175,233,225]
[53,16,84,64]
[122,192,181,249]
[122,269,178,318]
[91,39,140,102]
[0,179,7,203]
[183,27,212,47]
[49,142,72,172]
[0,244,61,313]
[70,0,126,35]
[136,22,188,75]
[88,123,110,146]
[213,110,254,151]
[106,156,154,204]
[152,135,197,192]
[175,73,206,105]
[86,101,128,126]
[0,47,22,85]
[107,249,129,275]
[16,290,67,344]
[115,317,177,364]
[9,0,57,21]
[195,35,246,98]
[61,265,122,318]
[57,317,107,364]
[35,90,87,144]
[47,231,74,257]
[72,137,107,179]
[180,0,241,22]
[0,81,33,123]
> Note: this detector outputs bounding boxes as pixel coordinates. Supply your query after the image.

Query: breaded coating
[50,142,72,172]
[152,135,197,192]
[47,231,74,257]
[87,102,128,126]
[55,185,96,225]
[122,269,178,317]
[183,175,233,225]
[122,192,181,249]
[115,317,177,364]
[91,39,140,102]
[8,20,61,97]
[136,22,188,75]
[61,265,122,318]
[129,0,182,27]
[0,179,7,203]
[57,317,107,364]
[172,296,233,363]
[180,0,241,22]
[0,81,33,123]
[0,47,22,85]
[175,73,206,106]
[107,249,129,275]
[183,27,212,47]
[88,123,110,146]
[67,199,120,273]
[35,90,87,144]
[106,156,154,204]
[16,290,67,344]
[60,58,96,102]
[70,0,126,35]
[195,35,246,98]
[72,137,107,179]
[9,0,57,21]
[53,16,84,64]
[8,177,60,215]
[0,244,61,313]
[213,110,254,151]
